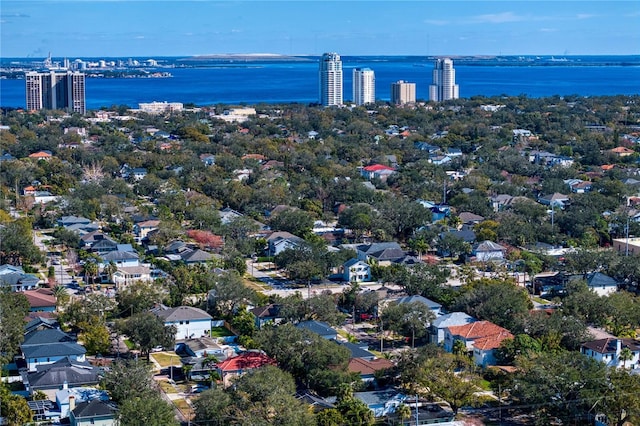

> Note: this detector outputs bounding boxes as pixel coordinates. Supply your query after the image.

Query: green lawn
[151,352,180,368]
[531,296,551,305]
[123,339,135,349]
[210,326,234,338]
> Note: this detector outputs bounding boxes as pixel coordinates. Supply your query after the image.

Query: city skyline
[1,1,639,58]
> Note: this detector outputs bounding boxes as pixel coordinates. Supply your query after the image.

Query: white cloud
[539,28,558,33]
[576,13,596,20]
[471,12,524,24]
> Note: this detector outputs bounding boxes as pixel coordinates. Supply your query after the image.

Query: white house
[581,338,640,369]
[133,220,160,241]
[343,258,372,283]
[112,265,151,289]
[153,305,213,340]
[472,240,507,262]
[444,320,513,367]
[266,231,304,256]
[429,312,477,345]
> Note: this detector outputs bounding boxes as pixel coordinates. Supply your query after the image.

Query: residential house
[337,341,376,361]
[89,237,119,255]
[214,351,276,387]
[180,248,214,265]
[200,153,216,166]
[608,146,635,157]
[100,250,139,268]
[57,216,92,228]
[348,358,394,383]
[112,265,151,289]
[490,194,514,212]
[267,231,304,256]
[342,258,372,283]
[458,212,485,226]
[472,240,507,262]
[175,337,234,360]
[23,289,57,312]
[80,231,113,250]
[28,150,53,161]
[416,200,451,222]
[296,320,338,340]
[584,272,619,296]
[581,338,640,369]
[70,399,118,426]
[133,219,160,241]
[394,295,442,316]
[429,154,452,165]
[0,264,41,291]
[444,320,513,366]
[153,305,213,340]
[429,312,477,345]
[22,357,100,398]
[219,207,244,225]
[357,242,406,266]
[54,388,107,419]
[414,142,441,154]
[21,329,87,372]
[360,164,396,181]
[250,304,283,330]
[538,192,570,208]
[353,389,406,418]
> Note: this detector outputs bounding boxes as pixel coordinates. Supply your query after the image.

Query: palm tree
[82,261,98,285]
[619,346,634,369]
[53,285,69,307]
[396,403,412,425]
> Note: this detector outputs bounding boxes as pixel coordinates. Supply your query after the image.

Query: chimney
[63,380,68,390]
[69,395,76,412]
[615,339,622,355]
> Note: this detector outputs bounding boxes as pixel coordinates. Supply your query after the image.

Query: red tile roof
[216,351,276,373]
[363,164,395,172]
[447,320,512,341]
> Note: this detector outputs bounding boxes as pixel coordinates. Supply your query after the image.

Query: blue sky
[1,1,639,57]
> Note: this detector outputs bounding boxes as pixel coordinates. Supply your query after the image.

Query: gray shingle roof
[154,305,213,322]
[25,357,99,389]
[72,399,118,419]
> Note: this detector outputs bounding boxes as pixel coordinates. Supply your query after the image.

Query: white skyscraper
[319,53,343,106]
[352,68,375,106]
[429,58,459,102]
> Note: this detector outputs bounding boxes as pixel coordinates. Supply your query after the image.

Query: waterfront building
[429,58,459,102]
[138,101,184,114]
[25,71,86,114]
[319,53,343,106]
[352,68,375,105]
[390,80,416,105]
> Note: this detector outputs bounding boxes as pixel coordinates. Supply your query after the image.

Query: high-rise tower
[429,58,459,102]
[26,71,86,114]
[352,68,375,106]
[319,53,343,106]
[391,80,416,105]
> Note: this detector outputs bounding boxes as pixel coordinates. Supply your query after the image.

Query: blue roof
[296,320,336,337]
[395,295,442,311]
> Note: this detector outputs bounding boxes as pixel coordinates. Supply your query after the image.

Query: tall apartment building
[391,80,416,105]
[25,71,86,114]
[429,58,459,102]
[319,53,343,106]
[352,68,375,105]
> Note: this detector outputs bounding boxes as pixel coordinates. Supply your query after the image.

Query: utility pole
[625,212,630,257]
